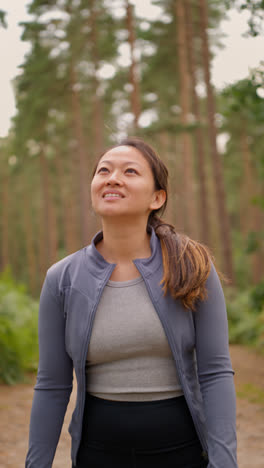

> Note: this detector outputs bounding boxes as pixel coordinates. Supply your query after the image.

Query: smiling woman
[90,143,167,281]
[90,138,214,303]
[91,145,165,223]
[25,137,237,468]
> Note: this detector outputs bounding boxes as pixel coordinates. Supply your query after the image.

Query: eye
[97,166,109,174]
[125,168,138,174]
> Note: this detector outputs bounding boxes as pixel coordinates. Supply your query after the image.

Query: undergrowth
[225,280,264,350]
[0,269,38,384]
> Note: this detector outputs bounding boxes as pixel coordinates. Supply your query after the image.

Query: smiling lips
[103,191,124,199]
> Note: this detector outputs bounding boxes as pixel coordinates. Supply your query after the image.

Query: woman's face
[91,145,165,221]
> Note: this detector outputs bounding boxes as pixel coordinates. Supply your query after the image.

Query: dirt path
[0,345,263,467]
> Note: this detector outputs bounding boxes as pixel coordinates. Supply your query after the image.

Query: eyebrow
[98,160,141,167]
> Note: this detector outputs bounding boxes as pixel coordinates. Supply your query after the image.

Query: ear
[150,189,166,211]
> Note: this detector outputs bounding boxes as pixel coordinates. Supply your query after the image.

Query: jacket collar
[84,227,163,277]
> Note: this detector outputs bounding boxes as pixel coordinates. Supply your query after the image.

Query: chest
[87,278,173,364]
[63,274,196,367]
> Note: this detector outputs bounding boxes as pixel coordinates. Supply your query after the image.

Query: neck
[97,218,152,263]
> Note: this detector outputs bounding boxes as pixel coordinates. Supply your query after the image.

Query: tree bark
[185,0,211,245]
[126,0,141,129]
[70,64,91,246]
[198,0,234,282]
[53,148,80,254]
[39,149,58,270]
[1,173,9,270]
[240,130,254,236]
[175,0,198,239]
[89,0,104,155]
[23,188,37,294]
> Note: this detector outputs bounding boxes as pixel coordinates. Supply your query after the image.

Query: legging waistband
[81,393,200,451]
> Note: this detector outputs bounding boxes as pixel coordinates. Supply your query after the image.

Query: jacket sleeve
[25,274,73,468]
[194,262,237,468]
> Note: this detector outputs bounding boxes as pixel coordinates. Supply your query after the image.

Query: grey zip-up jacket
[25,228,237,468]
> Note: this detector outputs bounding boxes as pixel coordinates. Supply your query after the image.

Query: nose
[106,169,123,185]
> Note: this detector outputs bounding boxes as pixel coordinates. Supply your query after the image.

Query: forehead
[99,145,149,166]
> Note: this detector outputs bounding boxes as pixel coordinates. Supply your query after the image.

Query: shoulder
[194,259,227,321]
[45,247,86,296]
[204,260,225,298]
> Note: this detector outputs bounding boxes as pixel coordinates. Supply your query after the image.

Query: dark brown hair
[92,137,227,311]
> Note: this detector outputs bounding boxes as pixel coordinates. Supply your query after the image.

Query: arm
[25,275,73,468]
[194,262,237,468]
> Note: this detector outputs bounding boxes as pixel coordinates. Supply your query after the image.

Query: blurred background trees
[0,0,264,381]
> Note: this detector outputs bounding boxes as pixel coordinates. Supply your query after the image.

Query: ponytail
[148,214,228,312]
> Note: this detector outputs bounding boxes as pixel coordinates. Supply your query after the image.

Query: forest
[0,0,264,384]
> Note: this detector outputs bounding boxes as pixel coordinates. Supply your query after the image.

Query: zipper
[73,264,116,464]
[135,264,208,453]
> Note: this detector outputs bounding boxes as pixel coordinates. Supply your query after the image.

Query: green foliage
[226,283,264,348]
[249,280,264,312]
[235,0,264,36]
[0,9,7,28]
[245,231,262,254]
[0,268,39,384]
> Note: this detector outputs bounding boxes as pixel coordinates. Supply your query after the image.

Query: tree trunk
[70,64,91,246]
[175,0,198,239]
[251,189,264,284]
[90,0,104,155]
[173,137,186,232]
[126,0,141,129]
[39,149,58,270]
[23,188,37,294]
[240,131,254,236]
[198,0,234,282]
[185,0,211,245]
[53,148,80,254]
[1,173,9,270]
[158,132,174,224]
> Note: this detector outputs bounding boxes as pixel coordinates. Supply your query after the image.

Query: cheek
[91,176,100,191]
[90,179,100,204]
[139,182,156,200]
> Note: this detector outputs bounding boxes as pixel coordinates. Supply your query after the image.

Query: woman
[26,137,237,467]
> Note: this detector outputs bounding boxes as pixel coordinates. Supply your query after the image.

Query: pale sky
[0,0,263,137]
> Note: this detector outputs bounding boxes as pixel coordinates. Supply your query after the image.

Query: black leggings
[75,393,208,467]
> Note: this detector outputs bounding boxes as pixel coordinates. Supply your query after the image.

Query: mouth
[102,192,124,199]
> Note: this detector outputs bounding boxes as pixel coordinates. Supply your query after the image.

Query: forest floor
[0,344,264,467]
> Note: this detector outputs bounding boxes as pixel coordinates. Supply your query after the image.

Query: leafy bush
[0,268,39,384]
[249,280,264,312]
[225,282,264,349]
